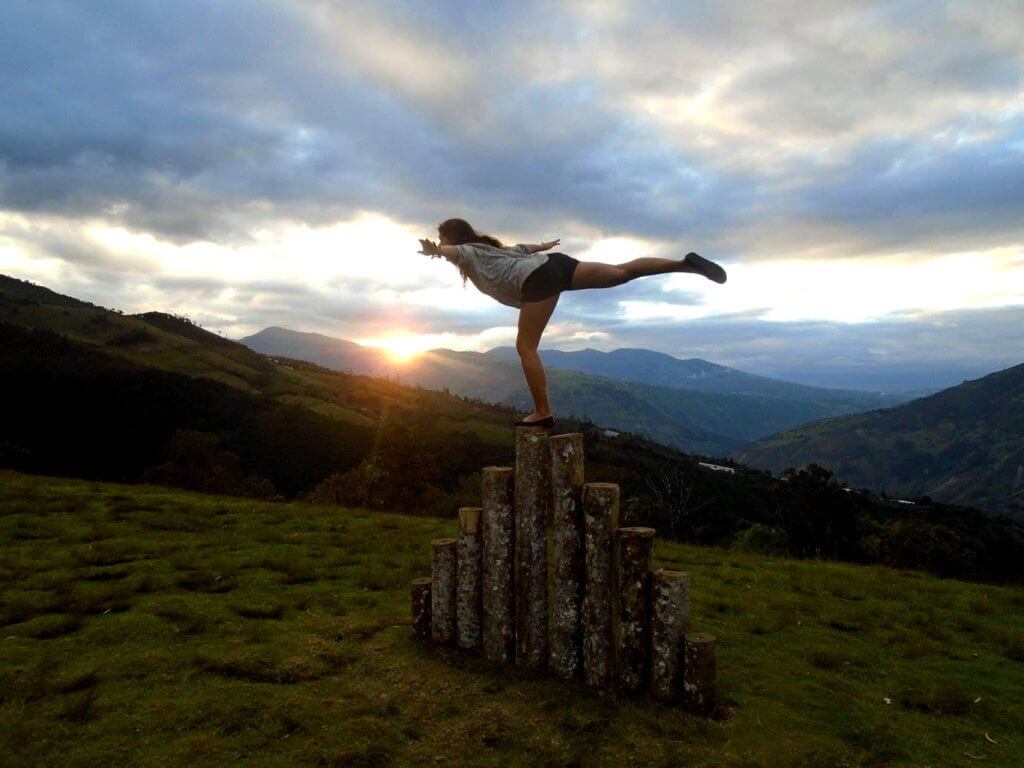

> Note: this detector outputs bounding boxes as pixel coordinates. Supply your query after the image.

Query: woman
[418,218,726,429]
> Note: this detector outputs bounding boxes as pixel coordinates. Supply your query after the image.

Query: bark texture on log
[616,526,655,694]
[456,507,483,651]
[411,577,432,640]
[684,633,718,716]
[549,433,585,680]
[514,426,551,671]
[481,466,515,664]
[582,482,620,688]
[650,569,691,702]
[430,538,457,645]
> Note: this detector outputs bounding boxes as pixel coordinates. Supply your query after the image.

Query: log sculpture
[582,481,620,688]
[650,569,691,702]
[456,506,483,651]
[549,433,585,680]
[409,432,719,715]
[430,537,457,645]
[514,426,550,671]
[410,577,432,640]
[684,633,718,716]
[481,466,515,663]
[616,526,655,694]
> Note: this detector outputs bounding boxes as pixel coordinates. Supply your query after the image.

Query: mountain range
[242,326,919,457]
[2,273,1022,579]
[737,363,1024,518]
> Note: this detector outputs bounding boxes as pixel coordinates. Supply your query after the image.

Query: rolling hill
[241,327,916,456]
[2,472,1023,767]
[0,272,781,533]
[4,272,1023,583]
[737,363,1024,518]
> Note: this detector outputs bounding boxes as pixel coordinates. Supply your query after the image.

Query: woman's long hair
[436,218,504,286]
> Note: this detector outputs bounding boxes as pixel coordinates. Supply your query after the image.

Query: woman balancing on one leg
[418,218,727,429]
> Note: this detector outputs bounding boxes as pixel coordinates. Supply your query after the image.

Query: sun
[357,333,436,363]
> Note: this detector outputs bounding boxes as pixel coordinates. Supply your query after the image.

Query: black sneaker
[514,415,555,428]
[683,252,727,284]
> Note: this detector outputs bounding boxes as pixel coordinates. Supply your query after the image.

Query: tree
[775,464,863,560]
[639,461,716,540]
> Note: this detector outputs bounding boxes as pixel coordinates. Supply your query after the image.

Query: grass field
[1,470,1022,767]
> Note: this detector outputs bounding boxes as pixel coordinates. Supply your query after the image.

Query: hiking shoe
[514,415,555,429]
[683,252,727,284]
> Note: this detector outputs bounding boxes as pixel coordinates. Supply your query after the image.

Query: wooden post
[650,569,690,702]
[616,526,655,694]
[481,466,515,663]
[457,507,483,651]
[431,538,457,646]
[582,482,620,688]
[514,426,551,671]
[684,633,718,716]
[549,433,585,680]
[411,577,432,640]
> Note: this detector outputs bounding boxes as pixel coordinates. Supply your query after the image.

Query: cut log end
[650,570,691,703]
[458,506,482,535]
[431,539,458,646]
[684,633,718,716]
[411,577,432,640]
[515,425,551,671]
[616,526,655,694]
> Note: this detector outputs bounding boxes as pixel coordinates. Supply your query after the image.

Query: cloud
[1,0,1022,389]
[596,304,1024,391]
[2,0,1018,253]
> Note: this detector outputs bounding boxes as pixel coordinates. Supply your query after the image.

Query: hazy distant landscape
[3,273,1022,580]
[738,363,1024,519]
[241,326,922,457]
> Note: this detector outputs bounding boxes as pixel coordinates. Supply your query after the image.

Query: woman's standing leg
[516,293,560,421]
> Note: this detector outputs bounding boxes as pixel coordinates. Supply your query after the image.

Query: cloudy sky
[2,0,1022,391]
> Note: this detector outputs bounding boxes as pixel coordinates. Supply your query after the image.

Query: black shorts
[520,252,579,303]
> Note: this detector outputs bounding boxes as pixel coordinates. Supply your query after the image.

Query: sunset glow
[357,332,453,362]
[1,1,1021,389]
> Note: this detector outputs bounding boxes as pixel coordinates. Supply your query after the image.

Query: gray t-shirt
[453,242,550,309]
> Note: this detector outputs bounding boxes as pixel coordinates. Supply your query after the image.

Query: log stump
[582,482,620,688]
[549,433,585,680]
[650,569,691,702]
[481,466,515,663]
[457,507,483,651]
[430,538,457,645]
[684,633,718,716]
[411,577,432,640]
[616,526,655,694]
[515,426,551,671]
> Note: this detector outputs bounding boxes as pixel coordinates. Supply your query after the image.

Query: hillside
[0,273,760,523]
[1,472,1022,767]
[737,363,1024,518]
[3,273,1024,583]
[241,327,914,455]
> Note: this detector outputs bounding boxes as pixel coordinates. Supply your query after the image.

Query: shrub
[733,523,789,555]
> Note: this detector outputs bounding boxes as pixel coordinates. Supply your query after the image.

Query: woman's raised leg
[569,253,728,290]
[516,293,560,421]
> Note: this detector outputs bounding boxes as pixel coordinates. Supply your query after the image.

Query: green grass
[1,470,1022,767]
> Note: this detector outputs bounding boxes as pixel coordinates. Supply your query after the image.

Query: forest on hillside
[3,320,1023,584]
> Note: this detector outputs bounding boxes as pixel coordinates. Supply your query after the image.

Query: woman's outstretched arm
[418,239,459,260]
[523,239,560,253]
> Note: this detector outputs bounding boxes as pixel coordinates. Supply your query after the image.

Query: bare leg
[516,293,560,420]
[570,257,697,290]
